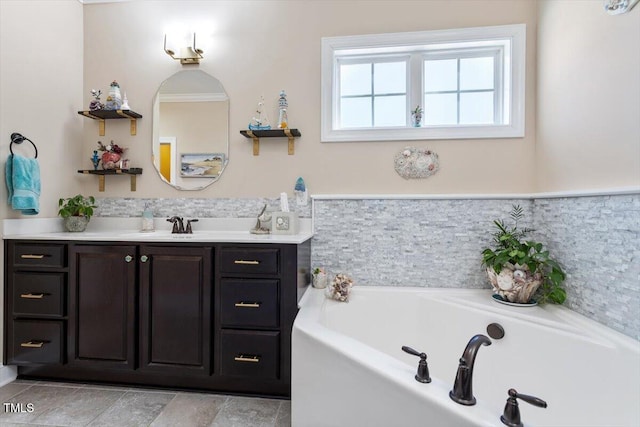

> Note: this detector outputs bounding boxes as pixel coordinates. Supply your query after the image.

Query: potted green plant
[58,194,97,232]
[411,105,423,127]
[481,205,566,305]
[312,267,328,289]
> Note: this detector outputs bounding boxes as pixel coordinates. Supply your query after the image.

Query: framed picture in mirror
[180,153,225,178]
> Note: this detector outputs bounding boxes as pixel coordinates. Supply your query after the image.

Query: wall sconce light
[604,0,639,14]
[164,33,204,64]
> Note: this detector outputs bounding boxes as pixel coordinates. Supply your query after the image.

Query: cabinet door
[68,244,137,370]
[139,246,212,375]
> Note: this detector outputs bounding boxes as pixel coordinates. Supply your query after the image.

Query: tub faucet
[449,334,492,405]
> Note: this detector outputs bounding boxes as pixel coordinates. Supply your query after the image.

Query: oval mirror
[152,70,229,190]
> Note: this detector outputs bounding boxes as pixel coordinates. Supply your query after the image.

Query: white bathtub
[292,287,640,427]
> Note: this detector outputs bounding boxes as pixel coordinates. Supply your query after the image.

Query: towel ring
[10,133,38,158]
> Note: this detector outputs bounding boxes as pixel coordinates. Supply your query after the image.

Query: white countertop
[2,217,314,245]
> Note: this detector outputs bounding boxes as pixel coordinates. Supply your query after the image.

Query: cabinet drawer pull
[140,255,149,263]
[234,354,260,363]
[20,254,45,259]
[234,260,260,265]
[20,340,45,348]
[234,302,261,308]
[124,255,133,263]
[20,293,45,299]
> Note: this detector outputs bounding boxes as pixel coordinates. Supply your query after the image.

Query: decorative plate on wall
[394,147,440,180]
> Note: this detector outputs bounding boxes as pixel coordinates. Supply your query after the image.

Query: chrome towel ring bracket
[10,133,38,158]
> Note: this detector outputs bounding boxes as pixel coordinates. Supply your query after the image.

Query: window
[321,24,525,142]
[339,59,408,128]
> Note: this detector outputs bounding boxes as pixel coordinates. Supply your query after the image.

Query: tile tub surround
[311,191,640,340]
[0,380,290,427]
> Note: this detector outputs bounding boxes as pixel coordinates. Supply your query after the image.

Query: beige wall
[0,0,83,380]
[2,1,636,203]
[80,0,538,197]
[536,0,640,192]
[1,0,84,218]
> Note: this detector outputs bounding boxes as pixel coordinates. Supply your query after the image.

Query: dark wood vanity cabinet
[139,245,212,375]
[4,239,310,397]
[5,242,67,366]
[68,244,137,370]
[216,245,301,395]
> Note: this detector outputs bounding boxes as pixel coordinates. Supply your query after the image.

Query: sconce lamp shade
[164,33,204,64]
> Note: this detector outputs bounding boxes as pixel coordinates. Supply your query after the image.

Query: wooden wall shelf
[78,110,143,136]
[240,129,301,156]
[78,168,143,192]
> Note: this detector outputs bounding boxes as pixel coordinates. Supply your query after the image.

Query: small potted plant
[411,105,423,127]
[481,205,566,305]
[58,194,97,232]
[312,267,328,289]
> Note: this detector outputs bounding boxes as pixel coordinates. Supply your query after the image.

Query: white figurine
[121,92,130,110]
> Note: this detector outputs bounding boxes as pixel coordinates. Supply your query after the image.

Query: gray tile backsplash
[96,194,639,340]
[95,197,312,219]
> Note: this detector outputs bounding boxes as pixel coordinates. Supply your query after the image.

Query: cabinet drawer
[220,330,280,380]
[13,272,65,317]
[11,320,63,364]
[219,247,279,275]
[220,279,279,328]
[13,243,65,268]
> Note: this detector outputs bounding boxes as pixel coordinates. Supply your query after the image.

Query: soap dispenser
[141,203,154,232]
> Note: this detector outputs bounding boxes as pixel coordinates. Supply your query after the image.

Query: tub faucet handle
[500,388,547,427]
[401,345,431,383]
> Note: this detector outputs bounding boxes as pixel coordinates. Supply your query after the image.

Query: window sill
[321,123,524,142]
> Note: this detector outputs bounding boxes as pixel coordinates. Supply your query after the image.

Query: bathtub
[292,287,640,427]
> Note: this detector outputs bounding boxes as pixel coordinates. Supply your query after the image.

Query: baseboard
[0,365,18,387]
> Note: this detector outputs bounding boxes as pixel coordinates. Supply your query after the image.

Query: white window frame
[321,24,526,142]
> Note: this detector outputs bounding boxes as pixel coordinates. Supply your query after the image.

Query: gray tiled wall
[96,194,639,340]
[311,198,533,288]
[312,195,639,340]
[533,195,639,340]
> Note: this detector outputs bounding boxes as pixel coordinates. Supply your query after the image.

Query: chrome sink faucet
[449,334,492,405]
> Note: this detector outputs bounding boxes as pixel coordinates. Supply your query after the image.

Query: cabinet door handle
[20,254,45,259]
[234,260,260,265]
[124,255,133,263]
[140,255,149,263]
[20,293,45,299]
[234,354,260,363]
[20,341,45,348]
[234,302,261,308]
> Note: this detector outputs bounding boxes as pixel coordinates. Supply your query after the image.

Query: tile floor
[0,380,290,427]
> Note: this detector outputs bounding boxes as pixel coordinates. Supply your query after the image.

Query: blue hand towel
[6,154,40,215]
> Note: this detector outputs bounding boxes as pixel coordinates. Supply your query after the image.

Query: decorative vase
[64,216,90,232]
[101,152,121,170]
[486,264,542,304]
[411,112,422,127]
[312,272,328,289]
